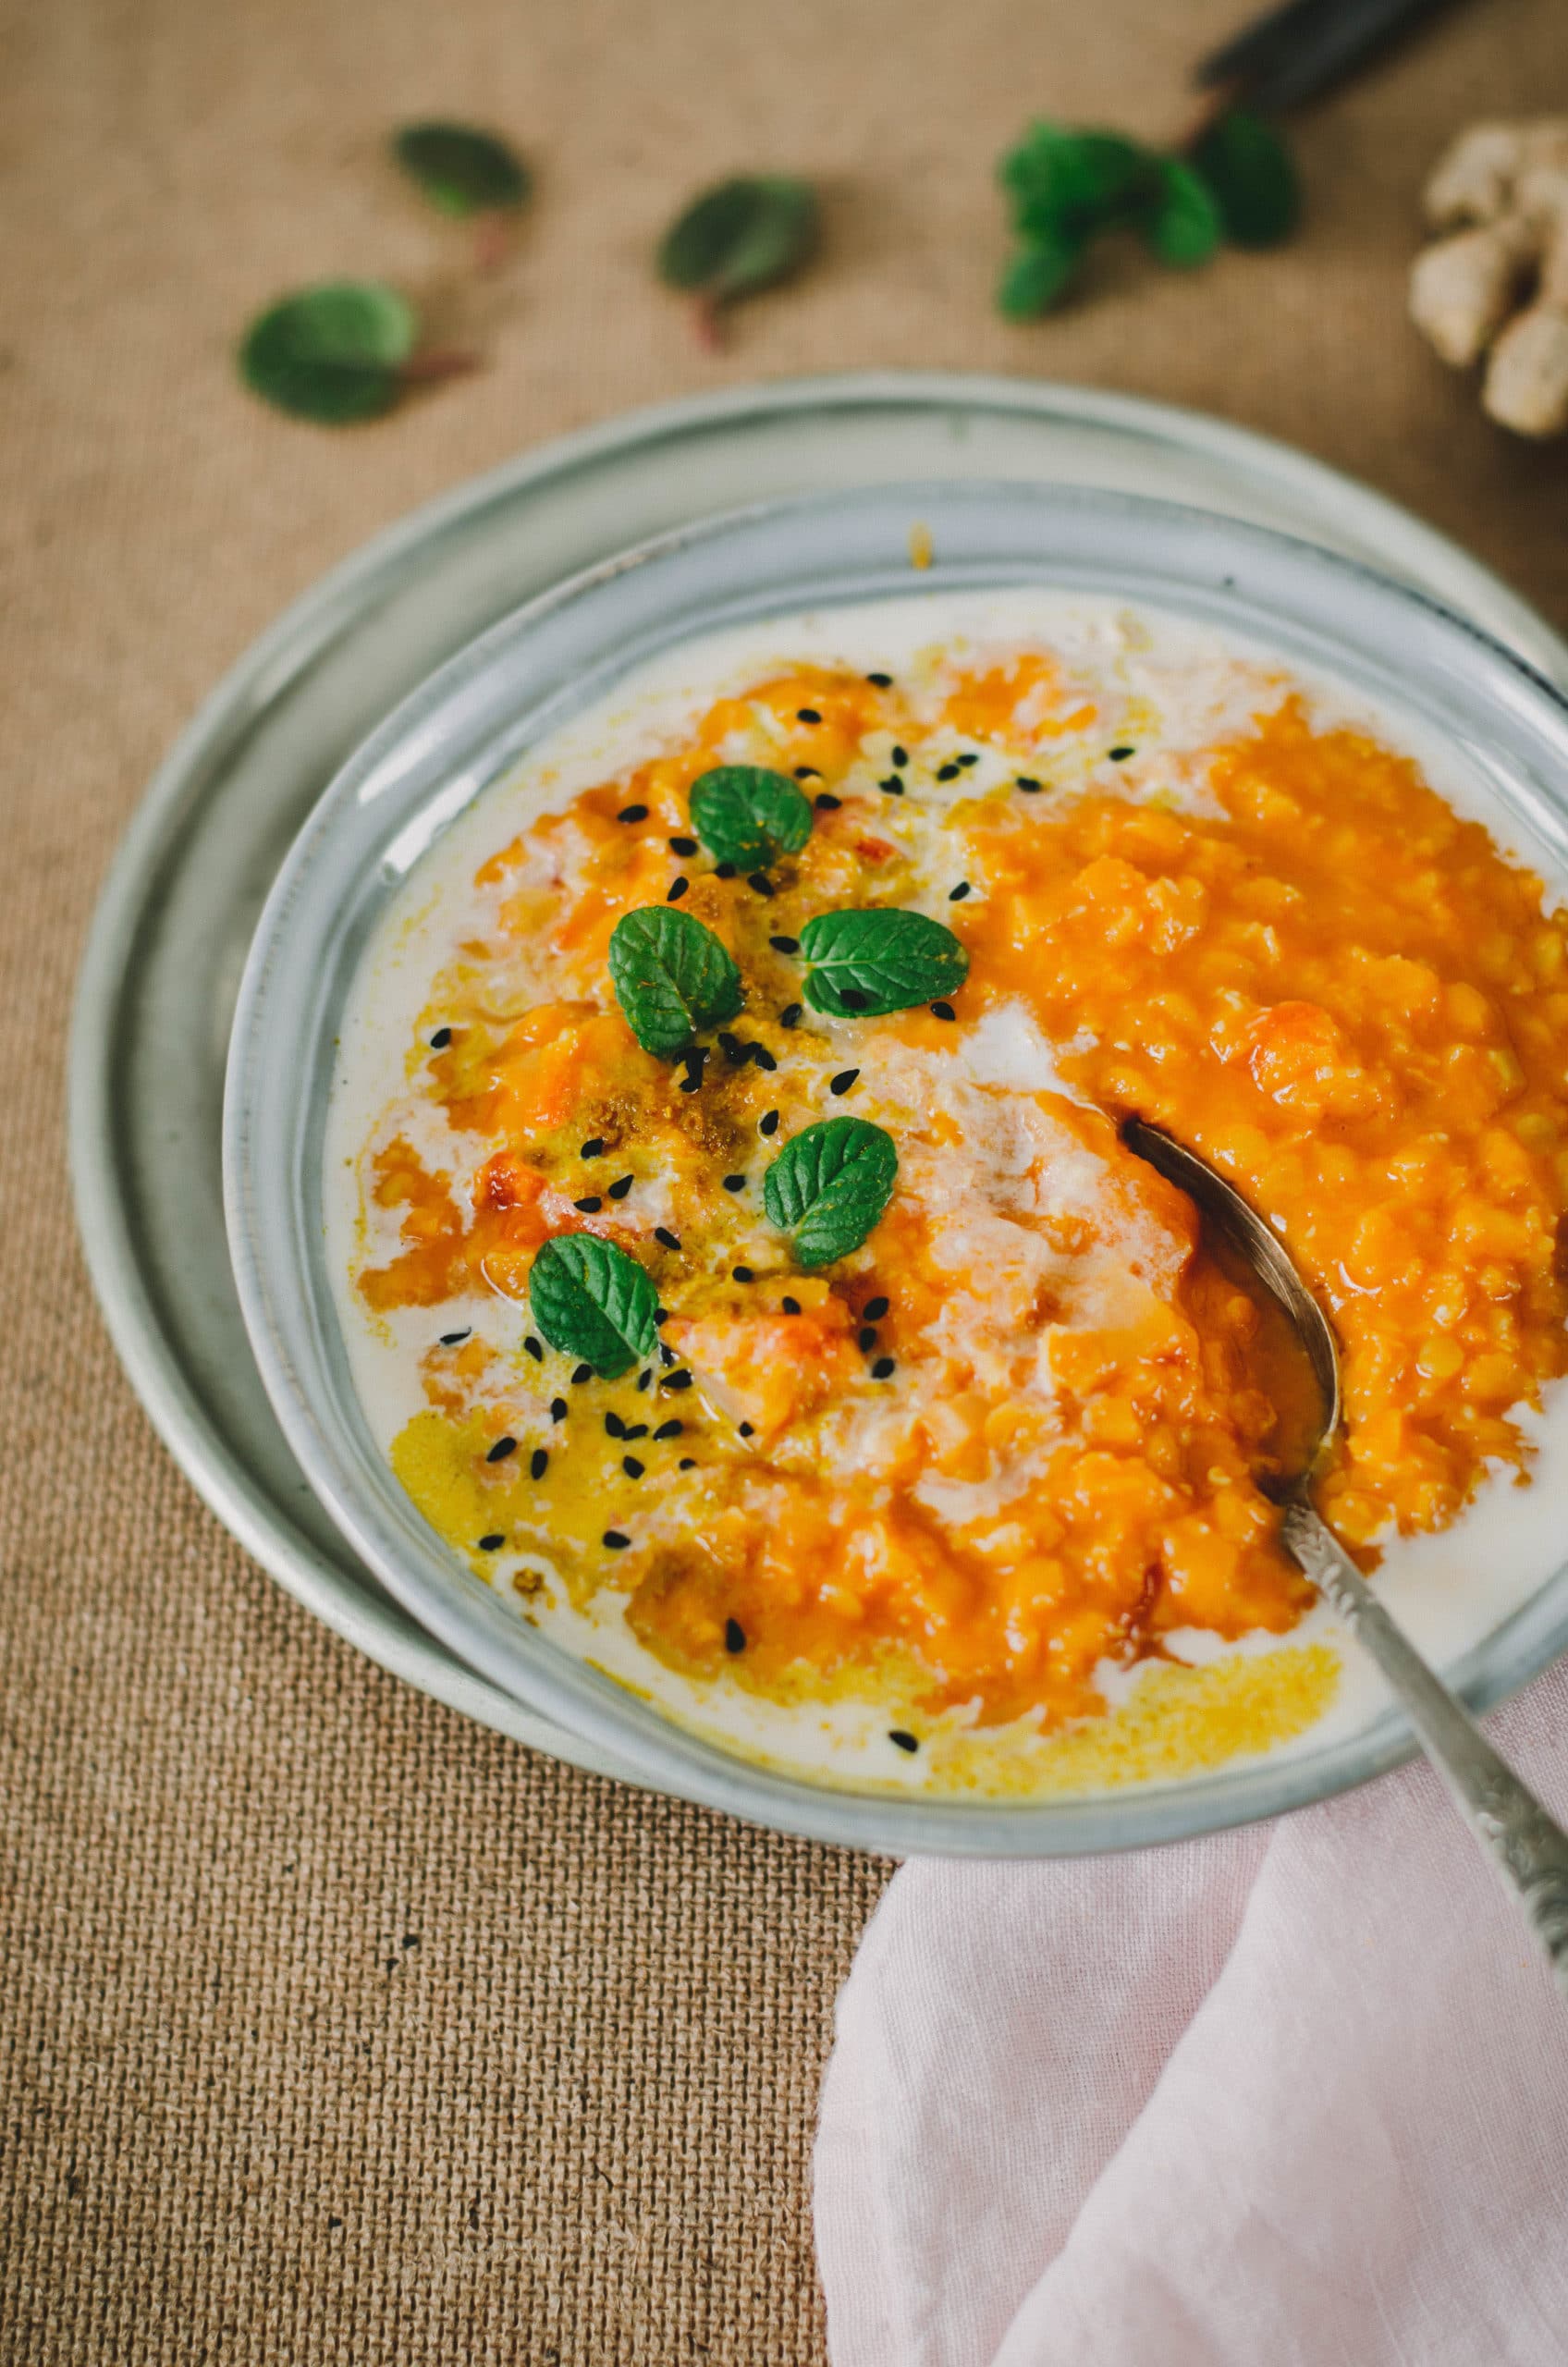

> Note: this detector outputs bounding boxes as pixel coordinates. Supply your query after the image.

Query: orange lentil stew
[346,636,1568,1760]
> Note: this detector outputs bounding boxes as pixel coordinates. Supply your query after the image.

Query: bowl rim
[223,474,1568,1856]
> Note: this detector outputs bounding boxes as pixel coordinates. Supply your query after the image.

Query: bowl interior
[224,478,1568,1855]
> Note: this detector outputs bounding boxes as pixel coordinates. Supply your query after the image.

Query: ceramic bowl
[224,479,1568,1854]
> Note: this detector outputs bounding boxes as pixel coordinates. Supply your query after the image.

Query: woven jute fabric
[3,0,1567,2357]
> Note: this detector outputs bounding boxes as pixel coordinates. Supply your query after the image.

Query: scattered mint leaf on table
[239,282,416,423]
[608,906,743,1057]
[997,228,1086,319]
[763,1118,899,1270]
[1002,125,1151,234]
[690,767,814,870]
[657,176,818,344]
[1143,157,1224,267]
[529,1234,659,1379]
[1191,110,1300,248]
[798,909,969,1018]
[392,122,530,217]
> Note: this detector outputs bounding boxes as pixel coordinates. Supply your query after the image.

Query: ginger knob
[1409,117,1568,437]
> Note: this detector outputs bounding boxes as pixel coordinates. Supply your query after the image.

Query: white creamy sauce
[325,588,1568,1794]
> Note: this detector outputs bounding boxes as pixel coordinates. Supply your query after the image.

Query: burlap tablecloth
[4,0,1567,2357]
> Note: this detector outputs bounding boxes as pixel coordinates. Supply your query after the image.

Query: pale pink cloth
[815,1668,1568,2366]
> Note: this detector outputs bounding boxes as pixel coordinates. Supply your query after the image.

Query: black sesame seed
[623,1455,645,1479]
[930,1001,956,1023]
[637,1369,652,1392]
[839,989,870,1012]
[956,753,979,768]
[739,1422,754,1438]
[871,1355,895,1380]
[607,1175,633,1200]
[889,1728,919,1753]
[865,670,893,686]
[429,1026,452,1049]
[794,766,821,781]
[715,860,737,880]
[572,1363,593,1385]
[440,1328,472,1345]
[864,1295,889,1322]
[669,835,698,855]
[747,872,775,897]
[605,1411,625,1438]
[655,1226,681,1251]
[797,706,822,723]
[478,1533,505,1551]
[486,1435,518,1463]
[949,882,971,901]
[665,1368,692,1390]
[574,1196,602,1213]
[858,1327,877,1353]
[617,803,649,823]
[530,1448,549,1479]
[550,1397,568,1422]
[769,934,800,955]
[937,762,962,781]
[680,1047,708,1093]
[667,876,690,903]
[879,777,904,795]
[679,1457,696,1470]
[1015,775,1042,793]
[659,1344,676,1367]
[725,1617,747,1653]
[892,745,909,767]
[654,1419,684,1441]
[1109,745,1135,761]
[814,793,841,812]
[603,1531,631,1551]
[524,1335,544,1362]
[759,1109,780,1136]
[733,1265,754,1283]
[830,1069,860,1096]
[781,1295,801,1315]
[718,1031,748,1066]
[780,1003,802,1029]
[622,1423,648,1441]
[580,1137,606,1159]
[723,1173,746,1192]
[653,1309,670,1327]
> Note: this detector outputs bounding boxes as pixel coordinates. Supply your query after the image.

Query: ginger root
[1409,118,1568,437]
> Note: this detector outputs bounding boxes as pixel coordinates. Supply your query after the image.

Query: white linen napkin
[815,1666,1568,2367]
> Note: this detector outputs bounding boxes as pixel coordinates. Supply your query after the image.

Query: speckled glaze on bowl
[223,479,1568,1855]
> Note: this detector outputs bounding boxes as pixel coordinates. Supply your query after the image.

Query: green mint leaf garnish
[798,909,969,1019]
[657,177,817,338]
[1190,111,1299,250]
[392,122,530,217]
[608,906,743,1057]
[998,228,1085,319]
[690,766,814,870]
[1000,125,1151,234]
[239,282,416,424]
[529,1234,659,1379]
[1141,157,1224,268]
[763,1117,898,1270]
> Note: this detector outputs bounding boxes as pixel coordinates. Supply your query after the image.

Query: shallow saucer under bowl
[223,478,1568,1855]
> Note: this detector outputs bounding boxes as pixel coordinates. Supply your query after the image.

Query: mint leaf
[528,1234,658,1379]
[1142,157,1223,268]
[239,282,416,424]
[608,906,743,1057]
[1001,125,1151,234]
[1191,111,1299,249]
[657,177,818,307]
[763,1118,898,1270]
[690,766,814,869]
[392,122,530,217]
[799,909,969,1018]
[998,229,1084,319]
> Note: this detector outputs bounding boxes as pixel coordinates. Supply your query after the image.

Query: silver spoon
[1124,1116,1568,1995]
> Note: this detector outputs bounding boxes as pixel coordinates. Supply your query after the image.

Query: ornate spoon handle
[1280,1498,1568,1997]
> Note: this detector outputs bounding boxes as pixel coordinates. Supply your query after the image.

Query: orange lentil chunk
[349,650,1568,1738]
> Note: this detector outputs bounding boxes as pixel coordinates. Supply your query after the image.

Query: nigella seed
[622,1423,648,1441]
[864,1295,889,1322]
[429,1026,452,1048]
[617,803,649,823]
[936,762,961,781]
[930,1001,956,1022]
[889,1728,919,1753]
[715,860,737,880]
[797,706,822,723]
[830,1069,860,1095]
[655,1226,681,1250]
[605,1411,625,1438]
[769,934,800,955]
[654,1419,683,1440]
[679,1457,697,1470]
[747,872,774,897]
[814,793,841,812]
[607,1175,633,1200]
[669,835,698,855]
[781,1295,801,1315]
[523,1336,544,1362]
[780,1004,802,1028]
[839,989,870,1012]
[550,1397,568,1422]
[623,1455,645,1479]
[871,1355,895,1380]
[759,1109,780,1136]
[738,1421,754,1438]
[637,1368,652,1390]
[580,1137,606,1159]
[725,1617,747,1653]
[858,1327,877,1352]
[1015,775,1042,793]
[879,777,904,795]
[891,745,909,767]
[956,753,979,768]
[733,1265,754,1283]
[667,877,690,903]
[530,1448,549,1479]
[722,1173,746,1193]
[1109,745,1134,761]
[949,882,971,902]
[865,670,893,687]
[603,1530,631,1551]
[665,1368,693,1390]
[486,1435,518,1463]
[794,766,821,780]
[440,1328,472,1345]
[574,1196,603,1213]
[572,1363,593,1384]
[478,1533,505,1551]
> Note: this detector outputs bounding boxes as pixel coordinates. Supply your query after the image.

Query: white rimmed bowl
[224,478,1568,1854]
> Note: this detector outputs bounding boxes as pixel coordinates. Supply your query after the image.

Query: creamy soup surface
[326,590,1568,1797]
